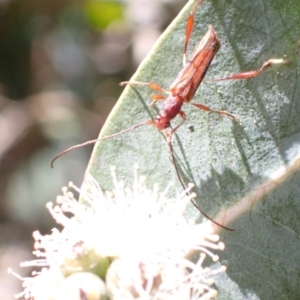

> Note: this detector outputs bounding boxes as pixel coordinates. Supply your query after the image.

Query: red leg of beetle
[150,94,167,106]
[120,81,169,94]
[163,111,186,141]
[183,0,203,65]
[171,111,187,134]
[211,58,290,81]
[191,102,239,122]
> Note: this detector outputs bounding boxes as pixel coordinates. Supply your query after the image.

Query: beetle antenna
[51,121,147,168]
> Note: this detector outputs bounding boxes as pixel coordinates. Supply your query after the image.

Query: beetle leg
[191,102,239,122]
[208,59,290,81]
[183,0,204,66]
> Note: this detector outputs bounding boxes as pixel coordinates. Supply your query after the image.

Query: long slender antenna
[51,121,148,168]
[167,134,234,231]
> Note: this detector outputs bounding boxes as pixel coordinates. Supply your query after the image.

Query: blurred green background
[0,0,185,297]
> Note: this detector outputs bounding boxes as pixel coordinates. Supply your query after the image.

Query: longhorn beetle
[51,0,288,230]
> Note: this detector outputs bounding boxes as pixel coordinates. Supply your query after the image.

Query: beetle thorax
[154,95,183,130]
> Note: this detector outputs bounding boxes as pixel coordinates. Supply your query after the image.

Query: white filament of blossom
[11,166,226,300]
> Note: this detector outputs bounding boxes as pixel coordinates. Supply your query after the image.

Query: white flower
[10,166,225,300]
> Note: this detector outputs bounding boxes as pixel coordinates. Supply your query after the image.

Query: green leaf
[86,0,300,298]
